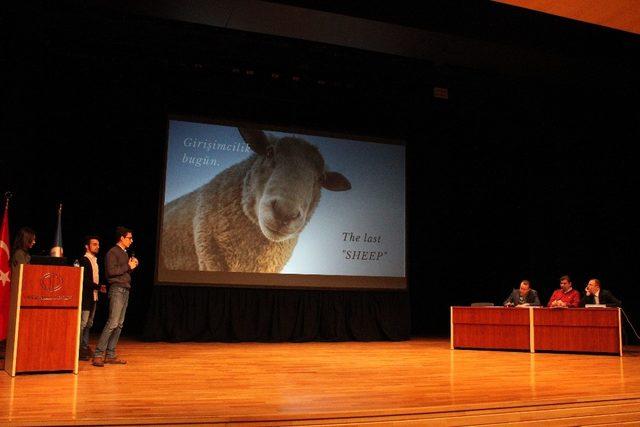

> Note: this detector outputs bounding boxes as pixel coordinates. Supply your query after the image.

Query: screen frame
[155,114,408,291]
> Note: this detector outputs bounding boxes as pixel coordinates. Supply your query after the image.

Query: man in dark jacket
[503,280,541,307]
[79,236,103,360]
[581,278,621,307]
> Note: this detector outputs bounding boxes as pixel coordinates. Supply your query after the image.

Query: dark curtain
[143,285,410,342]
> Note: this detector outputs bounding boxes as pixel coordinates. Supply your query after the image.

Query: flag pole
[3,192,10,210]
[51,202,64,257]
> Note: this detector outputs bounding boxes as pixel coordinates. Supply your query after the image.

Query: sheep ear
[238,128,269,155]
[322,171,351,191]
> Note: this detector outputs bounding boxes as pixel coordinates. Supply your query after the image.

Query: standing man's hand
[128,257,139,270]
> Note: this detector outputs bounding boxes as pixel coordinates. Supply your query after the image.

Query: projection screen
[156,117,406,289]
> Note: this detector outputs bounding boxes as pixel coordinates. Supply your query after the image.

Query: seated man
[581,278,621,307]
[503,280,541,307]
[547,275,581,308]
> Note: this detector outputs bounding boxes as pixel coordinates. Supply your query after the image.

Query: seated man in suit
[503,280,541,307]
[581,278,621,307]
[547,275,581,308]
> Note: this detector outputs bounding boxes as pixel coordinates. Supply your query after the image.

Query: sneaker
[104,357,127,364]
[92,356,105,367]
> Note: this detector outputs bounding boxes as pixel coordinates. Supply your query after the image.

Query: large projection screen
[156,117,406,290]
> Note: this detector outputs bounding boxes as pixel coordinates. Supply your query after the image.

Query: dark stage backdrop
[2,4,639,342]
[144,287,410,341]
[2,5,418,342]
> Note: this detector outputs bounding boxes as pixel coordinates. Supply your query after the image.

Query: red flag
[0,196,10,341]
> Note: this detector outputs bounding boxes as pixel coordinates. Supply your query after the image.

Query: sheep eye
[266,146,274,158]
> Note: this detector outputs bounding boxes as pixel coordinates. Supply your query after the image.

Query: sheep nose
[271,199,302,225]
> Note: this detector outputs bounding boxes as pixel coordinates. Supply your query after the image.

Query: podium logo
[40,272,64,292]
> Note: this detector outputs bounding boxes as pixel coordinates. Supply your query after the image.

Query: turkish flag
[0,202,10,341]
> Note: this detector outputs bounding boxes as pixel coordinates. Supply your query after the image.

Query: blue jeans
[94,286,129,359]
[80,302,97,350]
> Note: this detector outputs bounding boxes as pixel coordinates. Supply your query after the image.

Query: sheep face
[240,129,351,242]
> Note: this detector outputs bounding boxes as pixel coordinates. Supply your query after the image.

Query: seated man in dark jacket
[503,280,541,307]
[581,278,621,307]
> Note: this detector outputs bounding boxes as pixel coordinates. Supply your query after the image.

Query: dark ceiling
[90,0,639,86]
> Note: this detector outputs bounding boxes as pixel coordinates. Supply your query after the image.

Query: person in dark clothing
[503,280,541,307]
[2,227,35,359]
[78,236,104,361]
[581,278,621,307]
[92,227,138,367]
[10,227,36,279]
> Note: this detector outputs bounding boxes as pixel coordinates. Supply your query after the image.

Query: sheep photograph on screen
[162,128,352,272]
[157,119,406,289]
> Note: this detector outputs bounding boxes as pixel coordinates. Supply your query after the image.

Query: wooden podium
[4,264,83,376]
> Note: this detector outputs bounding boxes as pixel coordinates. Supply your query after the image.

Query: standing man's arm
[79,257,93,287]
[105,250,130,278]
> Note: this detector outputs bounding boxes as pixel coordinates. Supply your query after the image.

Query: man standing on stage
[93,227,138,367]
[79,236,103,361]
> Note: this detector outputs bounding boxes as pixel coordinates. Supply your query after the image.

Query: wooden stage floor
[1,338,640,426]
